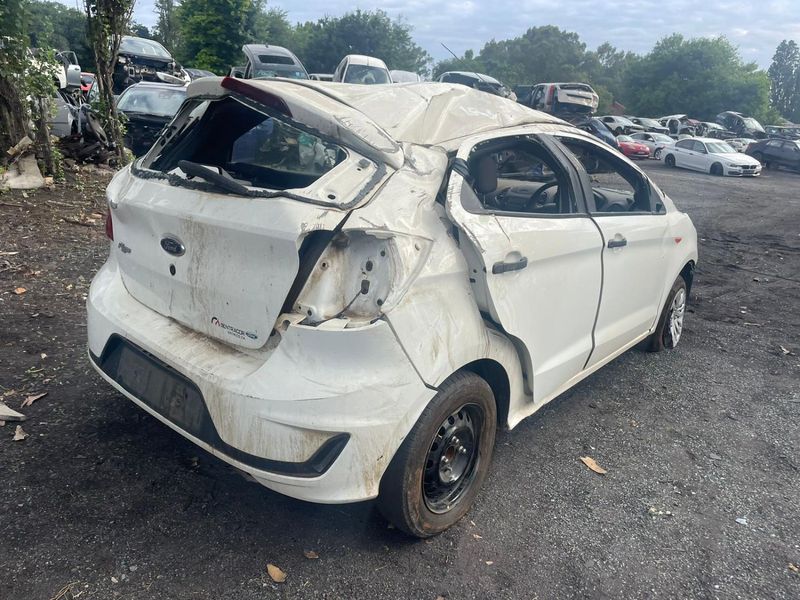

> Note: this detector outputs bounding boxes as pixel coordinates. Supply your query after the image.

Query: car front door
[555,134,670,366]
[446,134,604,405]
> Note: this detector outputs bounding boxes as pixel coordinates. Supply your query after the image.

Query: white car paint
[87,79,698,505]
[333,54,391,84]
[663,137,762,176]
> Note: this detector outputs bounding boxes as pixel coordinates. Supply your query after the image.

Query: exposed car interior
[150,98,344,190]
[466,138,575,214]
[557,137,653,213]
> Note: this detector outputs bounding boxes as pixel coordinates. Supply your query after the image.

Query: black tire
[647,276,688,352]
[377,371,496,538]
[710,162,724,176]
[654,148,662,160]
[665,154,676,167]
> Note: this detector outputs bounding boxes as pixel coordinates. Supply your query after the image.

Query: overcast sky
[88,0,800,68]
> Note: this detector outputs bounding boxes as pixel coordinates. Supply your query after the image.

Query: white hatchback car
[663,137,762,176]
[88,79,698,537]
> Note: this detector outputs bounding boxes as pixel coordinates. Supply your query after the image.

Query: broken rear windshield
[145,97,345,191]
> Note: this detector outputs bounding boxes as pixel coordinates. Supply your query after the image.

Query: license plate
[115,344,205,433]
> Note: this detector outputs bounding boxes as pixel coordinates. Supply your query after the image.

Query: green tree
[246,1,293,47]
[176,0,253,73]
[624,35,771,120]
[293,10,430,74]
[26,1,93,71]
[84,0,135,162]
[154,0,180,51]
[768,40,800,122]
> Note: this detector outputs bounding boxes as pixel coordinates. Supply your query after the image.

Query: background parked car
[663,137,761,176]
[80,72,95,96]
[437,71,514,99]
[113,36,189,94]
[716,111,766,139]
[627,116,669,134]
[659,114,697,136]
[765,125,800,140]
[242,44,308,80]
[616,135,650,159]
[600,115,643,135]
[390,70,422,83]
[184,68,216,80]
[521,82,598,115]
[333,55,391,84]
[629,131,675,158]
[574,117,619,149]
[697,121,734,139]
[726,138,757,153]
[745,138,800,171]
[116,82,187,156]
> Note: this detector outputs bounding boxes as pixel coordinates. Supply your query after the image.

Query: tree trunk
[0,74,30,163]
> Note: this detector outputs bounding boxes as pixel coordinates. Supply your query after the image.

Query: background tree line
[19,0,800,124]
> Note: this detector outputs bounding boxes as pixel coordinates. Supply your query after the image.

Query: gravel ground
[0,161,798,599]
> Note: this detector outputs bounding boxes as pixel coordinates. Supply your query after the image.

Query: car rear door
[446,133,604,405]
[554,133,669,366]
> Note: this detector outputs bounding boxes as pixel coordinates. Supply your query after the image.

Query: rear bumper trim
[90,334,348,477]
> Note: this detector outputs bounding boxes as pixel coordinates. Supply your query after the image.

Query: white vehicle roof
[342,54,389,69]
[187,78,563,167]
[689,137,733,144]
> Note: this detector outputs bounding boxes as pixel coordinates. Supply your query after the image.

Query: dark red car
[616,135,651,160]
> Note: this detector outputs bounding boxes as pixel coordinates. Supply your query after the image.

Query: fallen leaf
[779,345,794,356]
[266,563,286,583]
[735,517,748,526]
[0,251,19,256]
[580,456,607,475]
[472,534,483,540]
[789,563,799,573]
[0,401,26,422]
[485,561,494,566]
[40,353,47,359]
[303,550,319,560]
[21,392,47,408]
[13,425,28,441]
[435,596,446,600]
[13,287,26,295]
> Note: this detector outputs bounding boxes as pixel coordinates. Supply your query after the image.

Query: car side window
[464,138,577,216]
[675,140,692,150]
[557,136,654,214]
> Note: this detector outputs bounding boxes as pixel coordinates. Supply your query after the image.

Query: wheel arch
[679,260,695,296]
[460,358,511,431]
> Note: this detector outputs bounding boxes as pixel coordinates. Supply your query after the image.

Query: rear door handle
[492,256,528,274]
[607,236,627,249]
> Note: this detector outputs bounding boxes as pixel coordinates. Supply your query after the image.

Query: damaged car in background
[88,79,698,537]
[114,36,189,94]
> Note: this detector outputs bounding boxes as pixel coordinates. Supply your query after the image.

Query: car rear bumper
[87,257,436,503]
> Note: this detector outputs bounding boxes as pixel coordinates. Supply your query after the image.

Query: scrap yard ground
[0,162,798,599]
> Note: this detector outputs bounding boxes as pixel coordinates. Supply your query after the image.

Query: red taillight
[105,211,113,241]
[546,85,555,105]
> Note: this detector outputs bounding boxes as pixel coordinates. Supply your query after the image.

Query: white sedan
[87,78,698,537]
[629,132,675,158]
[663,137,762,176]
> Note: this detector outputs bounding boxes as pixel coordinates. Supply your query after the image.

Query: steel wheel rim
[422,404,483,514]
[668,288,686,344]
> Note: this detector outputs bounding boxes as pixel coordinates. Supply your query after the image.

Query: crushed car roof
[186,78,563,165]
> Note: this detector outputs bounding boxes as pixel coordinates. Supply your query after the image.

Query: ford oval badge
[160,236,185,257]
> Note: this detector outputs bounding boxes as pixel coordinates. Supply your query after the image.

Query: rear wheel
[710,162,724,176]
[377,372,496,538]
[665,154,676,167]
[654,148,663,160]
[647,276,688,352]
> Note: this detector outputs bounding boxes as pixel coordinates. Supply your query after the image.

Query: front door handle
[607,236,627,249]
[492,256,528,274]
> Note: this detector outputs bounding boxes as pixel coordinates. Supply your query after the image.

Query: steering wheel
[528,180,560,208]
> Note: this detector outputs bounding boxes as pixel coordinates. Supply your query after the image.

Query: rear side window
[258,54,294,65]
[557,136,653,213]
[344,65,390,84]
[147,97,345,190]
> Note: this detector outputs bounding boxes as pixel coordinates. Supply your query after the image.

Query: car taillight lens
[105,211,113,240]
[293,229,430,327]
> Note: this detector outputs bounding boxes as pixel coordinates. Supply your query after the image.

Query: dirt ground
[1,161,798,600]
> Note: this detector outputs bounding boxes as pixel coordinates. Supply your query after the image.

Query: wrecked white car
[87,79,698,537]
